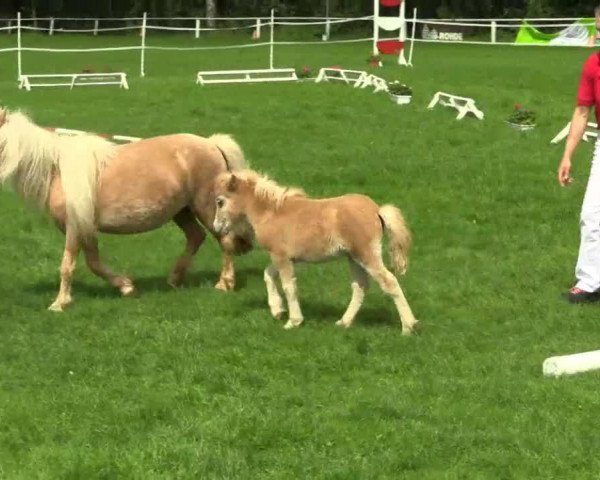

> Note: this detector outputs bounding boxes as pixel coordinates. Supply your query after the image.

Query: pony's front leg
[48,231,80,312]
[275,258,304,330]
[264,264,286,320]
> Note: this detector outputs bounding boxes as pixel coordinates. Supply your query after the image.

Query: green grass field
[0,34,599,479]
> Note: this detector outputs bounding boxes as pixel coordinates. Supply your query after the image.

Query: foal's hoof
[283,318,303,330]
[402,320,421,336]
[48,298,71,312]
[48,302,65,312]
[215,278,235,292]
[335,319,351,328]
[273,311,286,321]
[120,284,136,297]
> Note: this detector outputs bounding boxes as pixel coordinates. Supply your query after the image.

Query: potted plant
[387,81,412,105]
[507,104,536,131]
[296,65,311,79]
[367,54,382,67]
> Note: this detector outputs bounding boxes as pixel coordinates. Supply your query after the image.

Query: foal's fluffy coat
[0,107,251,311]
[213,169,419,333]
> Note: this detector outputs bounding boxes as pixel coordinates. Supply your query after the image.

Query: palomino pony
[212,169,419,334]
[0,107,254,311]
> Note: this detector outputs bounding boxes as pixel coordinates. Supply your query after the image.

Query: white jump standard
[427,91,484,120]
[315,68,369,87]
[543,349,600,377]
[551,121,598,144]
[196,68,297,85]
[18,72,129,91]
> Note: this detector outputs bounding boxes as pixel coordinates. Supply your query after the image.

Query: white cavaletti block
[543,350,600,377]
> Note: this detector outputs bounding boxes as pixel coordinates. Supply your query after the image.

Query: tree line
[2,0,597,19]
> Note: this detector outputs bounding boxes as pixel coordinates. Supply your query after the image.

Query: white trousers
[576,136,600,291]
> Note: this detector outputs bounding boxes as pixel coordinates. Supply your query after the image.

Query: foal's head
[213,172,253,237]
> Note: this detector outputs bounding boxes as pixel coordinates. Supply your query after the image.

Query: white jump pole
[408,7,417,66]
[269,9,274,70]
[373,0,379,55]
[543,349,600,377]
[17,11,22,81]
[140,12,147,77]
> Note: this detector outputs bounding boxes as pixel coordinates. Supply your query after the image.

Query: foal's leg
[168,207,206,288]
[264,264,286,320]
[336,259,369,328]
[82,239,135,297]
[361,249,418,335]
[48,230,80,312]
[215,250,235,292]
[274,258,304,330]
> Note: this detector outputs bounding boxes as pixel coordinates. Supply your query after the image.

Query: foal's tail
[378,204,412,275]
[208,133,247,171]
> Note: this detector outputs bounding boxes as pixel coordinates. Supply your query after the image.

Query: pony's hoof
[167,274,184,288]
[335,319,351,328]
[283,318,303,330]
[215,279,234,292]
[273,311,286,321]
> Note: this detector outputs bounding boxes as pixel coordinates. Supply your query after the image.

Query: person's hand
[558,157,574,186]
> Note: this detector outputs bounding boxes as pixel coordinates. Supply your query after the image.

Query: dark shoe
[565,287,600,304]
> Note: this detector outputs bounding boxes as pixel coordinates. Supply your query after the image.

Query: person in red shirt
[558,34,600,302]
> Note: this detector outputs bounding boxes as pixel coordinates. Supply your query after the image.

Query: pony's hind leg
[168,207,206,288]
[264,264,286,320]
[273,257,304,330]
[83,239,135,297]
[336,259,369,328]
[48,230,80,312]
[361,250,418,335]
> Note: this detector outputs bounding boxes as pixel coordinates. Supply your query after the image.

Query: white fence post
[255,18,261,39]
[94,19,99,36]
[195,18,200,38]
[269,9,274,69]
[7,20,11,35]
[491,20,497,44]
[49,17,54,35]
[140,12,147,77]
[17,12,22,80]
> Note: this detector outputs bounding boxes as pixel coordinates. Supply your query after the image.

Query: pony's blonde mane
[236,169,306,209]
[0,109,116,239]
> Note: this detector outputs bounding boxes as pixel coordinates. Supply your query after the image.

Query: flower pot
[506,121,535,131]
[390,93,412,105]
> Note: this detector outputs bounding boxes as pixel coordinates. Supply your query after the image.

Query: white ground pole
[140,12,147,77]
[408,8,417,66]
[543,350,600,377]
[17,11,22,81]
[269,9,275,70]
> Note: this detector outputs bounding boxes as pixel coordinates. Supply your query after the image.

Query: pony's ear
[227,174,238,192]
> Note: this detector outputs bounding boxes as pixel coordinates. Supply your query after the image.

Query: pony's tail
[58,135,113,241]
[207,133,247,171]
[378,204,412,275]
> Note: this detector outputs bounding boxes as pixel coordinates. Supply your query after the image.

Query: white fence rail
[1,13,595,87]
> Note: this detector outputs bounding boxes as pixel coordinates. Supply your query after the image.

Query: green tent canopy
[515,18,596,46]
